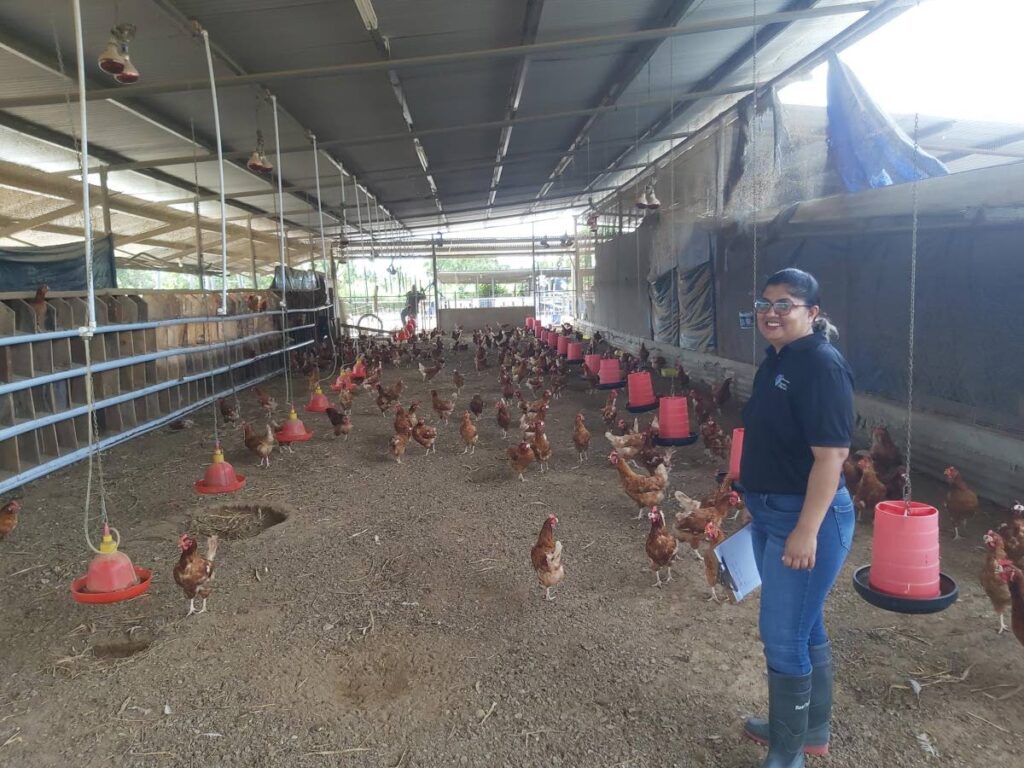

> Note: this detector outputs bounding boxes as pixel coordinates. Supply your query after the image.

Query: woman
[739,268,855,768]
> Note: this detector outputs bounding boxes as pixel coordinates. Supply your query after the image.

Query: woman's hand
[783,524,818,570]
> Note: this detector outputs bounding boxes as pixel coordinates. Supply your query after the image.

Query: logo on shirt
[774,374,790,391]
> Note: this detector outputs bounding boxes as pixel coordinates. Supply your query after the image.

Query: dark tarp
[0,236,116,290]
[826,53,948,192]
[678,260,716,351]
[592,226,652,339]
[715,221,1024,434]
[271,265,323,293]
[649,269,679,345]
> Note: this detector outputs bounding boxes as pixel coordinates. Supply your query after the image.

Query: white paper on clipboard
[713,524,761,602]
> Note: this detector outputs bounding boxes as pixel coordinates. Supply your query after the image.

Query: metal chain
[751,0,760,366]
[903,111,921,505]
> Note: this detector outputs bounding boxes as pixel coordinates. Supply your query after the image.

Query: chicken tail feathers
[206,535,219,562]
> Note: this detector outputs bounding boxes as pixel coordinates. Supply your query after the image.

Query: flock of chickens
[0,318,1022,648]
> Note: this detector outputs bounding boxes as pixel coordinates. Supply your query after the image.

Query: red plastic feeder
[626,371,658,412]
[851,500,958,615]
[305,384,330,413]
[557,335,570,356]
[351,359,367,383]
[728,427,744,480]
[539,329,549,346]
[526,317,535,331]
[71,524,152,604]
[584,353,601,375]
[596,358,624,390]
[567,342,584,364]
[331,372,355,393]
[275,407,313,443]
[194,444,246,494]
[870,501,941,598]
[655,396,696,446]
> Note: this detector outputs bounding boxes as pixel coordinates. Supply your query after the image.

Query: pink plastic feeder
[655,396,696,446]
[194,444,246,495]
[626,371,657,412]
[275,407,313,443]
[304,385,330,413]
[728,427,744,480]
[584,353,601,375]
[597,358,624,389]
[869,501,941,598]
[567,342,584,364]
[557,335,569,356]
[526,317,535,330]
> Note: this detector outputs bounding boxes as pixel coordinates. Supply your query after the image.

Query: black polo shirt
[740,332,854,494]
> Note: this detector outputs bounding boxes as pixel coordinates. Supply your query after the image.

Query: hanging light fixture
[246,129,273,174]
[97,23,135,75]
[635,186,649,210]
[644,182,661,210]
[114,49,140,84]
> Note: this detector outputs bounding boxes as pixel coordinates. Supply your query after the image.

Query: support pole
[247,216,258,288]
[194,198,205,290]
[99,168,112,236]
[201,29,230,316]
[71,0,95,331]
[431,241,440,330]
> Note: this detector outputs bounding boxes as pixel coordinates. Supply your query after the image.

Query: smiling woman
[738,267,855,765]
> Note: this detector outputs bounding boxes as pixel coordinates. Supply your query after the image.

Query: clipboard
[711,524,761,603]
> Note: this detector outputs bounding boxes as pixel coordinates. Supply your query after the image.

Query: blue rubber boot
[744,644,832,756]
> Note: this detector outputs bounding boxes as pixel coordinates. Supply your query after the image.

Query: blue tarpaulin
[0,236,116,291]
[827,53,948,192]
[649,269,679,345]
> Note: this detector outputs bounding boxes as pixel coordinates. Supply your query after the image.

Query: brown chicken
[459,411,478,455]
[572,412,591,462]
[645,507,679,587]
[854,457,887,523]
[173,533,218,616]
[469,393,485,420]
[393,404,414,437]
[389,431,411,464]
[995,502,1024,565]
[841,449,870,495]
[713,376,733,411]
[0,500,20,541]
[375,385,395,416]
[218,397,239,425]
[452,369,465,394]
[673,490,742,560]
[605,425,646,460]
[609,450,669,519]
[324,407,352,439]
[996,562,1024,648]
[379,379,405,404]
[431,390,455,424]
[703,520,727,602]
[601,390,619,427]
[246,294,261,313]
[242,422,275,467]
[495,399,512,439]
[508,440,535,482]
[869,426,903,477]
[690,386,718,425]
[700,417,730,460]
[252,386,276,414]
[531,420,552,472]
[30,284,48,330]
[412,421,437,454]
[336,388,354,413]
[982,531,1013,634]
[944,466,980,539]
[531,514,565,601]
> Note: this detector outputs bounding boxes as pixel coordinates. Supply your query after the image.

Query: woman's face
[757,283,818,350]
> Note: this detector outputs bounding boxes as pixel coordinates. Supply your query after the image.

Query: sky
[779,0,1024,124]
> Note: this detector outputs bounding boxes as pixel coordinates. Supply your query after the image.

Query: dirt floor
[1,343,1022,768]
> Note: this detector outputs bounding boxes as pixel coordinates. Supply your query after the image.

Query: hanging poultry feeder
[305,384,330,413]
[596,358,625,390]
[556,334,570,357]
[655,395,697,446]
[566,342,584,365]
[71,524,152,605]
[194,443,246,495]
[525,317,535,332]
[275,407,313,443]
[584,353,601,375]
[351,358,367,384]
[626,371,658,413]
[728,428,744,480]
[853,500,959,614]
[331,371,355,393]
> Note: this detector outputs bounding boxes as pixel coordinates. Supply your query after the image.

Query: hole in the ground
[93,635,152,659]
[189,503,289,540]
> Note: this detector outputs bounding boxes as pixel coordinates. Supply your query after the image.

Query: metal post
[201,29,230,316]
[247,216,258,288]
[194,198,205,290]
[99,168,112,235]
[71,0,95,331]
[530,224,537,319]
[431,241,440,330]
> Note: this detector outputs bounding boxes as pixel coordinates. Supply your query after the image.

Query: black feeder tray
[852,566,959,615]
[626,400,659,414]
[566,358,584,365]
[655,432,699,447]
[596,380,625,390]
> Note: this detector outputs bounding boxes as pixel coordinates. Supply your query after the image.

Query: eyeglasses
[753,299,811,316]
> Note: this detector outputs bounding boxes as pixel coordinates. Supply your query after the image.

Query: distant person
[401,284,426,326]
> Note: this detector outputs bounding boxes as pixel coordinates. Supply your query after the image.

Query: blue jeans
[746,489,855,676]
